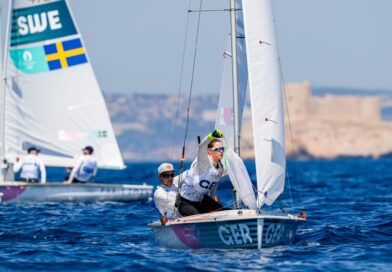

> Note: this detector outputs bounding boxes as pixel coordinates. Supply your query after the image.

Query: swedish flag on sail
[44,38,87,70]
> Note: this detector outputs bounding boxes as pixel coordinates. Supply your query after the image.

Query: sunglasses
[161,173,175,178]
[210,147,225,153]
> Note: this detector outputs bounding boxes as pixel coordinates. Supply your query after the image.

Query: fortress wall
[308,95,381,123]
[283,82,382,124]
[359,97,381,123]
[308,95,362,123]
[237,82,390,159]
[284,82,311,122]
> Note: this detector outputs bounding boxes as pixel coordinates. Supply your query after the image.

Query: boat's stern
[149,210,306,249]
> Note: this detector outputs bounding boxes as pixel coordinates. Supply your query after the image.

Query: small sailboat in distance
[149,0,306,249]
[0,0,152,202]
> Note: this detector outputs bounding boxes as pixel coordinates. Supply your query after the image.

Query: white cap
[157,163,174,175]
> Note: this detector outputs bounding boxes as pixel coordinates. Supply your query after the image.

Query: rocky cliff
[240,82,392,159]
[106,83,392,161]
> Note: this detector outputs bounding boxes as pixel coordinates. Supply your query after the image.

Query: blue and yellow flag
[10,38,88,74]
[44,38,88,70]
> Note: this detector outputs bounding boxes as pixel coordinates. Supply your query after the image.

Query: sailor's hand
[214,196,221,203]
[209,129,223,139]
[160,216,168,225]
[64,180,72,184]
[298,210,307,219]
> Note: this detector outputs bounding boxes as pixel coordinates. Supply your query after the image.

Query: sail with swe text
[4,0,125,169]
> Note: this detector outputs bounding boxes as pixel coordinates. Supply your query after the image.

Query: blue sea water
[0,158,391,271]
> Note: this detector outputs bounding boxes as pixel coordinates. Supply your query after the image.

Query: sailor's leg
[177,196,201,216]
[199,195,228,213]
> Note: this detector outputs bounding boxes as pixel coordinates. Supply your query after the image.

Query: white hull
[0,182,152,203]
[150,209,305,249]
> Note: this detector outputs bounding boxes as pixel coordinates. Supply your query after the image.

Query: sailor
[13,147,46,183]
[65,146,97,184]
[177,130,228,216]
[154,163,181,224]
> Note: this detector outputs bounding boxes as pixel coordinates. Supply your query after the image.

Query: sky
[65,1,392,94]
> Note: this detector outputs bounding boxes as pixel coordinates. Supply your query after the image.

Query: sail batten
[242,0,285,207]
[4,0,125,170]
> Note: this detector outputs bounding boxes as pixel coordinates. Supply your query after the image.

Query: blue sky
[69,0,392,94]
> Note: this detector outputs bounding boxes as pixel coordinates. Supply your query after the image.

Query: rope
[170,0,193,162]
[180,0,203,165]
[271,2,305,212]
[162,0,204,220]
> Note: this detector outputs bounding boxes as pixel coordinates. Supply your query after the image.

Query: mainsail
[3,0,124,169]
[242,0,285,207]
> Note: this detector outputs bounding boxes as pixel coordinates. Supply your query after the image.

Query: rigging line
[170,0,193,162]
[180,0,203,165]
[279,67,304,211]
[280,72,295,212]
[163,0,193,218]
[271,2,304,212]
[268,1,294,212]
[173,0,203,216]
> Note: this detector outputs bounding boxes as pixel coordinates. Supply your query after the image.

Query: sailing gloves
[208,129,224,140]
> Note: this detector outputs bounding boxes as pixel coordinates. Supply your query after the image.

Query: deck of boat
[150,209,306,227]
[0,182,153,203]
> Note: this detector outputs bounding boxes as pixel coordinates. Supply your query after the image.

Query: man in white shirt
[153,163,181,224]
[65,146,97,184]
[13,147,46,183]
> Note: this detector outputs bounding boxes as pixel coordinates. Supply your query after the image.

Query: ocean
[0,158,391,271]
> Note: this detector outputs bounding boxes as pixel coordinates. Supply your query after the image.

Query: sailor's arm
[153,188,170,217]
[92,164,97,177]
[13,158,23,173]
[38,158,46,184]
[194,136,209,175]
[209,184,218,198]
[173,171,186,187]
[65,158,83,184]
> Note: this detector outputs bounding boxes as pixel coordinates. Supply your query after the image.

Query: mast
[230,0,243,209]
[0,0,12,182]
[230,0,240,155]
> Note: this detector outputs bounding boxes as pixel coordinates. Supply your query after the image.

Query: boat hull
[0,182,153,203]
[150,210,304,249]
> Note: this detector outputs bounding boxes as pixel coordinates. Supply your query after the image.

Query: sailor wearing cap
[154,163,181,224]
[65,146,97,184]
[13,146,46,183]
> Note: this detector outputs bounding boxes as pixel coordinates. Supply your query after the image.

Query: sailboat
[0,0,152,202]
[149,0,306,248]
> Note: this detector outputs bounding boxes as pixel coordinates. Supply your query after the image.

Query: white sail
[242,0,285,207]
[215,0,248,150]
[215,44,234,148]
[223,148,257,209]
[4,0,124,169]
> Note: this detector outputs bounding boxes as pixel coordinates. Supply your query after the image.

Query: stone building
[241,82,392,159]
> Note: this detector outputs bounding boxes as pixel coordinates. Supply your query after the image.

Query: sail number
[264,223,285,246]
[17,10,62,35]
[218,224,253,246]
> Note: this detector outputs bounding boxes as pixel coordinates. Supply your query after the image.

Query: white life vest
[16,155,44,180]
[180,159,225,202]
[154,184,181,219]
